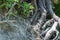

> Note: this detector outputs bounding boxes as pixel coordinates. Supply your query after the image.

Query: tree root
[30,0,60,40]
[44,22,59,40]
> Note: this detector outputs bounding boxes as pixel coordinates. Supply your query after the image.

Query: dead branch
[0,20,16,23]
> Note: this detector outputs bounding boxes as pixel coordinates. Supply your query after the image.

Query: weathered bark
[0,0,60,40]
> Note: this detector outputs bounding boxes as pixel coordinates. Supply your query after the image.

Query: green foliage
[0,0,34,18]
[0,0,19,8]
[5,0,19,8]
[53,0,60,17]
[19,2,34,17]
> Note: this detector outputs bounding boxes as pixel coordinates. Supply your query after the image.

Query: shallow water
[0,16,32,40]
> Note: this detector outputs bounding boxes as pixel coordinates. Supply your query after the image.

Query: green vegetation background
[0,0,34,18]
[0,0,60,17]
[53,0,60,17]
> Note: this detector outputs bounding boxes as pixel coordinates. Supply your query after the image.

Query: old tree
[0,0,60,40]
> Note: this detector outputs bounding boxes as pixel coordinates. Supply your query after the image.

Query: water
[0,16,31,40]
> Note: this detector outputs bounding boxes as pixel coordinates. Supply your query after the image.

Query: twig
[0,20,16,23]
[8,2,17,13]
[5,2,17,19]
